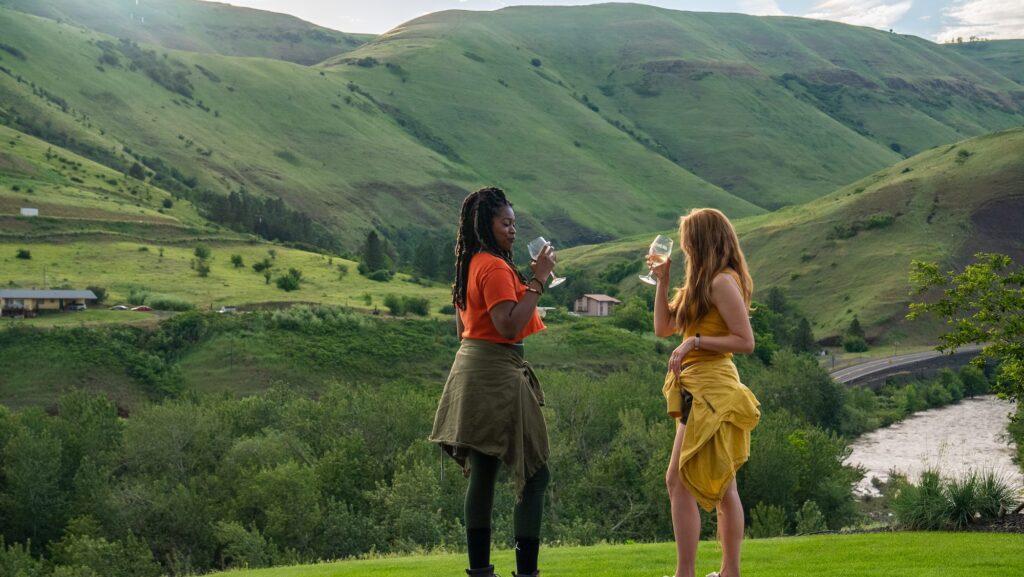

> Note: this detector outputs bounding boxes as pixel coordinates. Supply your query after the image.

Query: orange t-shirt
[460,252,545,344]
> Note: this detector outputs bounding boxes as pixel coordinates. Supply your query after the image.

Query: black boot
[466,565,496,577]
[512,572,539,577]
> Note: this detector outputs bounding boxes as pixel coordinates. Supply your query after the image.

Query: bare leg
[715,479,744,577]
[666,421,700,577]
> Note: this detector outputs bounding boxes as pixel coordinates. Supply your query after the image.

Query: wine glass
[527,236,566,288]
[639,234,673,285]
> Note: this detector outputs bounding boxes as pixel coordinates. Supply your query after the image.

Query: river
[846,396,1022,497]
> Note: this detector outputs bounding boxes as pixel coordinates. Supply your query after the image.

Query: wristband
[528,277,545,294]
[525,285,542,295]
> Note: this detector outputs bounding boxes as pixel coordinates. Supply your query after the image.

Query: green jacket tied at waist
[429,339,549,501]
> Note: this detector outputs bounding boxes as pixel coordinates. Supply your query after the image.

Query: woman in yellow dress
[649,208,761,577]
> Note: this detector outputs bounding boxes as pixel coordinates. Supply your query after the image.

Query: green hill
[948,39,1024,85]
[0,0,372,64]
[1,3,1022,251]
[561,127,1024,342]
[217,533,1023,577]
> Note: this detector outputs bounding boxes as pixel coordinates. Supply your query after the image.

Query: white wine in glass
[527,236,566,288]
[639,235,673,285]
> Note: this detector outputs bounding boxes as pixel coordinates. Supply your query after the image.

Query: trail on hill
[846,396,1021,496]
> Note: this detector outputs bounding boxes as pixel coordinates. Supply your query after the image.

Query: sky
[221,0,1024,43]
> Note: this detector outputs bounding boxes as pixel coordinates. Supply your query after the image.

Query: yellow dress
[662,271,761,511]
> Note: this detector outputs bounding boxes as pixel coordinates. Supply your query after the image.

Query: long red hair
[668,208,753,334]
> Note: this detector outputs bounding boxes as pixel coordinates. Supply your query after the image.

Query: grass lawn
[217,532,1023,577]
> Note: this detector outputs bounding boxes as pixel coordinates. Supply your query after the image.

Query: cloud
[739,0,786,16]
[804,0,913,30]
[936,0,1024,42]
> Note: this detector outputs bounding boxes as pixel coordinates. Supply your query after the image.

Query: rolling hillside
[0,0,372,64]
[0,3,1021,251]
[949,39,1024,85]
[561,127,1024,341]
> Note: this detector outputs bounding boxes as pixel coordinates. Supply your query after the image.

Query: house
[573,294,621,317]
[20,208,39,217]
[0,289,98,318]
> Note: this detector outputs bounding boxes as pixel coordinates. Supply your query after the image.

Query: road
[830,344,984,385]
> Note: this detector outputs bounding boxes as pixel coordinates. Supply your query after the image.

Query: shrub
[794,500,828,534]
[749,502,787,538]
[531,58,542,67]
[612,297,652,333]
[230,254,244,268]
[15,248,31,260]
[146,295,193,311]
[367,269,394,282]
[439,304,456,315]
[195,260,211,277]
[85,285,107,304]
[194,244,211,260]
[893,469,949,530]
[976,471,1018,518]
[276,269,302,292]
[843,335,868,352]
[252,258,272,273]
[944,472,979,529]
[162,198,173,209]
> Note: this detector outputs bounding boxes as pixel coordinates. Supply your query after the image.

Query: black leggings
[465,450,550,536]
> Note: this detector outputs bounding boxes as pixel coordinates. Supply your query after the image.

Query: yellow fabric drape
[663,357,760,511]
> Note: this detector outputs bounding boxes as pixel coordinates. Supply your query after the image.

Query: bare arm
[651,257,676,337]
[455,310,464,340]
[702,273,755,354]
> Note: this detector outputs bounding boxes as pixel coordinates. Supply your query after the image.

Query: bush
[252,258,272,273]
[146,295,193,311]
[749,502,787,538]
[439,304,456,315]
[794,500,828,534]
[231,254,244,268]
[843,335,868,352]
[893,469,950,530]
[86,285,107,304]
[194,244,211,260]
[367,269,394,282]
[15,248,31,260]
[612,297,652,333]
[276,269,302,292]
[162,198,173,209]
[531,58,542,67]
[196,260,211,277]
[976,471,1019,518]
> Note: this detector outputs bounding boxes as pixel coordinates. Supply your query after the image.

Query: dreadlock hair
[452,187,528,310]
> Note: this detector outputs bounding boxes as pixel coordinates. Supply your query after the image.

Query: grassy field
[0,239,451,312]
[215,533,1024,577]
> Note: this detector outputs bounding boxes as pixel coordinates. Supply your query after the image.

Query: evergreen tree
[766,286,787,314]
[413,239,438,279]
[362,231,387,273]
[794,317,817,353]
[847,315,865,339]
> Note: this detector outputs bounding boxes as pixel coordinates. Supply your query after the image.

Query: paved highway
[830,345,984,384]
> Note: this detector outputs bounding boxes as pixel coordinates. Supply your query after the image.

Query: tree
[909,253,1023,400]
[847,315,865,339]
[361,231,389,274]
[612,297,652,333]
[193,244,211,260]
[413,239,438,279]
[766,286,787,314]
[128,162,146,181]
[793,317,817,353]
[230,254,244,268]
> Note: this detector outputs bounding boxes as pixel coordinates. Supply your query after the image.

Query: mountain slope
[334,4,1024,209]
[562,127,1024,341]
[947,39,1024,85]
[0,0,371,64]
[1,3,1022,252]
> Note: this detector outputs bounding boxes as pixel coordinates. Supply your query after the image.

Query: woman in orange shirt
[430,187,556,577]
[650,208,760,577]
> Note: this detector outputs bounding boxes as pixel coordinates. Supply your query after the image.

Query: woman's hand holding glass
[527,237,565,288]
[639,234,673,285]
[529,242,557,287]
